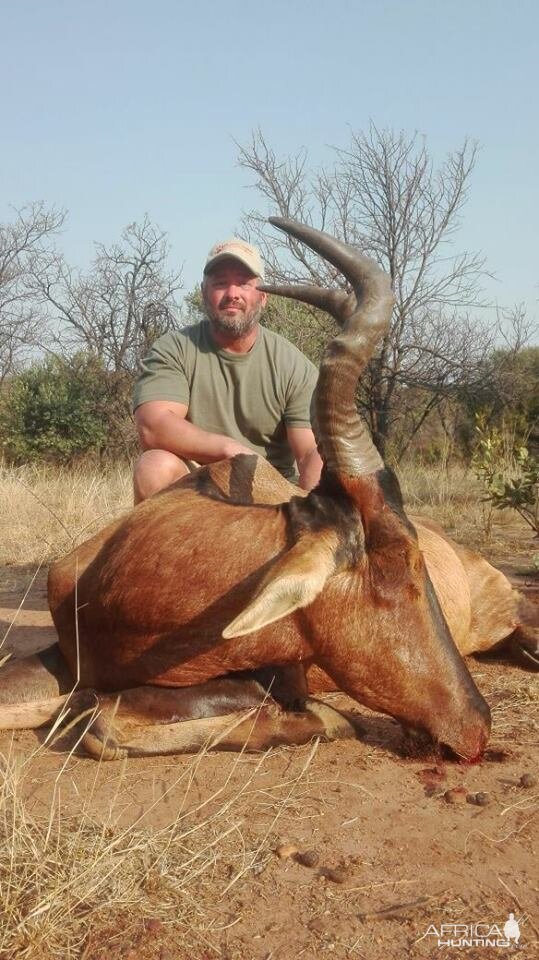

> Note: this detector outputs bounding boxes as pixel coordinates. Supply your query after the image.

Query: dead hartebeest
[0,219,535,761]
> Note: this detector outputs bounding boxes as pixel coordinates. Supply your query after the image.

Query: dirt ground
[0,552,537,960]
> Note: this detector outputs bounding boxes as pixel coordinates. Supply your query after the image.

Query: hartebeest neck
[143,623,314,691]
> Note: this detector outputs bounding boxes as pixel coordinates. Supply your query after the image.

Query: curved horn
[260,218,394,478]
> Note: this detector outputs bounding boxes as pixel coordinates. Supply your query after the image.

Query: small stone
[295,850,320,868]
[276,843,298,859]
[444,786,468,804]
[474,791,490,806]
[519,773,537,788]
[319,866,347,884]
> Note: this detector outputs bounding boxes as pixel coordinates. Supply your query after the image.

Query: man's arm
[135,400,253,463]
[286,426,323,491]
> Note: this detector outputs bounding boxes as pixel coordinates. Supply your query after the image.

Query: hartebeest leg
[0,644,73,728]
[0,651,358,758]
[498,625,539,670]
[78,677,359,760]
[250,663,309,709]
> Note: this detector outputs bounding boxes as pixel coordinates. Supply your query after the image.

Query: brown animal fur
[1,220,534,761]
[38,455,520,760]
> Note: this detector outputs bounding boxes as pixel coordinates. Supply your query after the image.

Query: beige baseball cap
[203,238,265,279]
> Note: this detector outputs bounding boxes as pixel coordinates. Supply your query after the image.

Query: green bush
[472,413,539,540]
[0,353,112,463]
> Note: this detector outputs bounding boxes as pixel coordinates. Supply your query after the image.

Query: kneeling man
[133,238,322,502]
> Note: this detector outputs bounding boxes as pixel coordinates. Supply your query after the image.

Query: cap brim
[203,252,264,279]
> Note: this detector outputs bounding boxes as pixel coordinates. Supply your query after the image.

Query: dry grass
[0,459,533,568]
[0,462,132,566]
[399,459,533,558]
[0,711,324,960]
[472,666,539,746]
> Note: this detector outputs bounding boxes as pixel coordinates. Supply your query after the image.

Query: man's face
[202,259,267,337]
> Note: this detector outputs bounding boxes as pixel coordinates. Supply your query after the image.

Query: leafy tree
[453,343,539,458]
[487,345,539,435]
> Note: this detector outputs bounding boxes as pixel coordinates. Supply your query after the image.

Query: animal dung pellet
[444,786,468,804]
[294,850,320,868]
[519,773,537,788]
[319,866,347,883]
[467,791,490,806]
[484,748,510,763]
[276,843,299,859]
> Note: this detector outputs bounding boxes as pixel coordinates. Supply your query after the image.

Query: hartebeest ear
[222,531,340,638]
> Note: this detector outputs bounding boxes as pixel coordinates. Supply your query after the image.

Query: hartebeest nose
[430,682,491,762]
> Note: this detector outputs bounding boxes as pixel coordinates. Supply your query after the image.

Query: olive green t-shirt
[133,321,318,480]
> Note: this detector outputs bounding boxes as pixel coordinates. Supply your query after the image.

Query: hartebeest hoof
[503,626,539,671]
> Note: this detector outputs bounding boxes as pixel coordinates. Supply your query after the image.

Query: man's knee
[133,450,191,503]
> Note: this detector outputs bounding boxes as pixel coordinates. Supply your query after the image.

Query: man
[132,238,323,502]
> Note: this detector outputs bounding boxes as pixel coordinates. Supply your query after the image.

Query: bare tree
[31,216,183,374]
[238,126,511,458]
[0,203,64,382]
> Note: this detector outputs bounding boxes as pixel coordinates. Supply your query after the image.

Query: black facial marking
[287,476,364,569]
[375,467,417,539]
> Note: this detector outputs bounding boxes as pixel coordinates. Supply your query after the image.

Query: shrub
[472,413,539,544]
[0,353,114,463]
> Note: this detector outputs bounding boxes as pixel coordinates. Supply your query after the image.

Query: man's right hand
[134,400,255,465]
[222,439,256,459]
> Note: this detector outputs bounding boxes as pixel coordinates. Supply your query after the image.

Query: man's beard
[204,301,263,338]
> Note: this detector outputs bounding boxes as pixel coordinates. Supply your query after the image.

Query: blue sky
[2,0,538,315]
